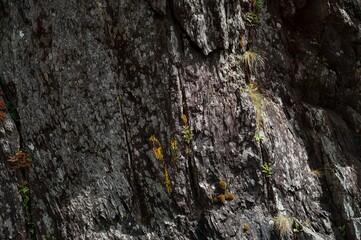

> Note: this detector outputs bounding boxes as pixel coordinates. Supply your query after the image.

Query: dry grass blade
[273,214,292,237]
[247,83,263,131]
[241,50,265,75]
[310,169,322,177]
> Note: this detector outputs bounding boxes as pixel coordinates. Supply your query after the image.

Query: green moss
[218,180,227,191]
[225,192,235,200]
[246,12,260,27]
[243,223,250,233]
[253,0,263,8]
[217,194,226,204]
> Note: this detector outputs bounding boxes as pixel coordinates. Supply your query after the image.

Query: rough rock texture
[0,0,361,239]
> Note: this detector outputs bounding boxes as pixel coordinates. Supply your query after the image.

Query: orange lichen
[239,41,247,48]
[217,194,226,204]
[0,111,6,120]
[8,150,32,170]
[181,114,188,125]
[153,146,163,161]
[149,135,163,160]
[164,164,172,193]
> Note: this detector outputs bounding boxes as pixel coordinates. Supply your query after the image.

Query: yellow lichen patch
[218,180,227,191]
[149,135,161,147]
[149,135,163,161]
[164,164,172,193]
[243,223,250,233]
[170,138,178,151]
[225,192,235,200]
[153,147,164,161]
[181,114,188,125]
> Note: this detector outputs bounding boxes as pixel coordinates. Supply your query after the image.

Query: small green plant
[310,38,321,47]
[255,132,264,142]
[246,12,260,26]
[118,96,124,104]
[19,182,30,210]
[261,162,272,177]
[293,220,303,234]
[182,125,193,144]
[241,50,265,76]
[338,224,346,236]
[273,214,292,238]
[253,0,263,8]
[317,56,329,68]
[19,181,36,239]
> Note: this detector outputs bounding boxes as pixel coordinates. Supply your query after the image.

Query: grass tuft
[273,214,292,237]
[241,50,265,76]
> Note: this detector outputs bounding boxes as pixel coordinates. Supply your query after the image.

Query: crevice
[0,82,36,239]
[117,87,153,225]
[176,66,203,213]
[260,142,276,213]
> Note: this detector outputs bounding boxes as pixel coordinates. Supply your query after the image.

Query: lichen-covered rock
[0,0,360,239]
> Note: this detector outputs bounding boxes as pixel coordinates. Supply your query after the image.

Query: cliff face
[0,0,361,239]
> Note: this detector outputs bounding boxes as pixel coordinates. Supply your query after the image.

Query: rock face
[0,0,361,239]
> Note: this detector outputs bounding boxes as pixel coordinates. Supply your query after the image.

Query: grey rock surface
[0,0,361,239]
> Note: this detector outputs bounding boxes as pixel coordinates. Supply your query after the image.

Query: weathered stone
[0,0,361,239]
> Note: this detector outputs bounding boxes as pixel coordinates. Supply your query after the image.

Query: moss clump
[225,192,235,200]
[218,180,227,191]
[217,194,226,204]
[243,223,250,233]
